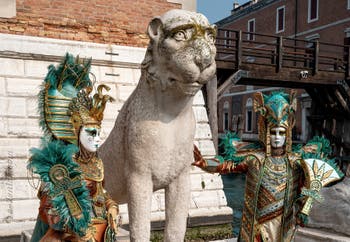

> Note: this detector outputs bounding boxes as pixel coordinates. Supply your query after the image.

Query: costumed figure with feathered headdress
[28,54,119,242]
[193,90,343,242]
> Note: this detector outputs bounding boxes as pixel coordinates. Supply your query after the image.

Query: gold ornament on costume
[69,84,115,134]
[253,90,297,156]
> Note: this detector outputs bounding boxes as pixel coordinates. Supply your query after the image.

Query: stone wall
[0,0,182,47]
[0,33,232,236]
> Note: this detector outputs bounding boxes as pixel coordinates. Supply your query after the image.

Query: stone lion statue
[99,9,217,241]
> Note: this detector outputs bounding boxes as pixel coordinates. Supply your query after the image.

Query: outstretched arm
[193,145,248,174]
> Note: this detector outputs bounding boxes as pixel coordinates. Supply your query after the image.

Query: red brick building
[0,0,186,47]
[216,0,350,143]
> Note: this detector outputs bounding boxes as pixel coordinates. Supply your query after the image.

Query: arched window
[223,101,229,131]
[245,98,253,132]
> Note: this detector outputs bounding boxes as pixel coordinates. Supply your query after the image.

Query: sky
[197,0,250,24]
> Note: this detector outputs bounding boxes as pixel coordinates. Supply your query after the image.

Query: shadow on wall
[221,173,246,237]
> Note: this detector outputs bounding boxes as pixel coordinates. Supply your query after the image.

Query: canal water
[221,173,246,237]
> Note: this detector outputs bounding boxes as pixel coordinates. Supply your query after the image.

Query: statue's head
[142,9,217,96]
[254,90,297,155]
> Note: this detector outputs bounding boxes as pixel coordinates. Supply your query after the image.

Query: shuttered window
[308,0,319,23]
[276,6,285,33]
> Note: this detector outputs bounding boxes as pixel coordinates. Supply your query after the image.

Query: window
[224,112,229,130]
[247,18,255,41]
[308,0,319,23]
[276,6,285,33]
[245,98,253,132]
[344,28,350,45]
[345,28,350,38]
[348,0,350,10]
[224,30,232,48]
[223,101,229,131]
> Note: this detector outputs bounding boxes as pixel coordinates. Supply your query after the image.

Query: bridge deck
[215,29,350,87]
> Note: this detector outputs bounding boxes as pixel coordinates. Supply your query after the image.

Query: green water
[221,173,246,237]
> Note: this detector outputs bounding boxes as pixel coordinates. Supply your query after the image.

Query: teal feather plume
[301,136,344,178]
[28,139,91,237]
[37,53,92,141]
[218,131,262,164]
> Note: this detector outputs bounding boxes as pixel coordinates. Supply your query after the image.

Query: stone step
[20,228,130,242]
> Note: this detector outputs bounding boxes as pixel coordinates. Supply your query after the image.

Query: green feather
[28,139,91,237]
[301,136,344,178]
[218,131,262,164]
[37,53,93,140]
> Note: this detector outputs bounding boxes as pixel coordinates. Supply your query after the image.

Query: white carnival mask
[79,126,101,152]
[270,126,286,148]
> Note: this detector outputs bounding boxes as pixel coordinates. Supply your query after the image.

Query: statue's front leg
[127,172,153,242]
[164,167,190,242]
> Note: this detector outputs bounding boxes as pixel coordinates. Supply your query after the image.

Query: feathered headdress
[253,90,297,155]
[39,53,114,144]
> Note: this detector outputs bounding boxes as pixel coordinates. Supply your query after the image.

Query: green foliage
[150,224,233,242]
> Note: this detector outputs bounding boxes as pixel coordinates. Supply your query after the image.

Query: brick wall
[0,0,181,47]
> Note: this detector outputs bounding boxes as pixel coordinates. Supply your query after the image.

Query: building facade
[216,0,350,143]
[0,0,232,238]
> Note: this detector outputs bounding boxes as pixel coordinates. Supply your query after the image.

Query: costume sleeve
[37,184,61,229]
[102,182,118,211]
[193,144,249,174]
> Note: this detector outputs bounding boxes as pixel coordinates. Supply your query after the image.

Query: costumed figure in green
[28,54,119,242]
[193,90,343,242]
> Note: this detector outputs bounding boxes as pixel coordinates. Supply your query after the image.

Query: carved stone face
[79,126,101,152]
[270,126,286,148]
[146,9,217,96]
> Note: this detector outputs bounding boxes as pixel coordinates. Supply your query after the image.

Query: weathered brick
[102,101,123,121]
[0,58,25,76]
[12,179,37,199]
[0,97,26,117]
[196,140,216,157]
[0,180,13,201]
[191,173,224,191]
[7,118,42,137]
[12,199,39,220]
[132,69,142,82]
[102,67,137,85]
[195,123,212,140]
[118,85,137,102]
[26,96,39,118]
[0,117,7,137]
[24,60,52,78]
[0,201,11,222]
[0,77,5,96]
[188,206,233,218]
[0,158,31,178]
[0,138,30,158]
[190,190,222,209]
[193,90,205,106]
[193,106,209,123]
[6,77,41,97]
[0,0,180,47]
